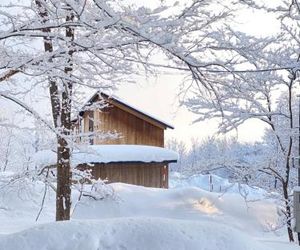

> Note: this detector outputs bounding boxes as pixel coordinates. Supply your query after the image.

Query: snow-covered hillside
[0,172,297,250]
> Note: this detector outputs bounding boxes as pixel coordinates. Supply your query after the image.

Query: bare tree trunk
[2,132,11,171]
[283,139,294,242]
[56,137,71,220]
[35,0,74,221]
[283,182,294,242]
[284,81,294,242]
[269,80,295,242]
[56,4,75,221]
[35,0,60,127]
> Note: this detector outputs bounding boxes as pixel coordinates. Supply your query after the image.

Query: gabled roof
[78,92,174,130]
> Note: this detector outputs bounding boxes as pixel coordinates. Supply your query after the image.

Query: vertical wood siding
[83,105,164,147]
[77,163,168,188]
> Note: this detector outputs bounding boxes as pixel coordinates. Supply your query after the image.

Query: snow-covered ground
[0,172,297,250]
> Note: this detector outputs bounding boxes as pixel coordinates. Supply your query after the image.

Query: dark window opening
[89,111,94,145]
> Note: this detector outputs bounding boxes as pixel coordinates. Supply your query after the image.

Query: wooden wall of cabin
[82,105,164,147]
[77,163,169,188]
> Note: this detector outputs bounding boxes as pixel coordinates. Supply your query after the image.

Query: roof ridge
[76,91,174,129]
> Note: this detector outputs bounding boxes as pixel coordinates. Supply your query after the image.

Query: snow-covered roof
[77,92,174,129]
[34,145,178,167]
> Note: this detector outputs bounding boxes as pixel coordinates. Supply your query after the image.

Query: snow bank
[0,172,296,250]
[170,172,268,199]
[33,145,178,167]
[73,183,278,235]
[0,217,271,250]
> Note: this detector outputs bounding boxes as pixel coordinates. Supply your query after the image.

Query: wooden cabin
[71,92,177,188]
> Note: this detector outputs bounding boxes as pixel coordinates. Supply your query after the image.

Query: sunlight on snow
[191,198,220,215]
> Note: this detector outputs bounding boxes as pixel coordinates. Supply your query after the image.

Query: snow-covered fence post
[209,175,213,192]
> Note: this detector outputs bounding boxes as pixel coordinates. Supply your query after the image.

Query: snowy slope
[0,173,297,250]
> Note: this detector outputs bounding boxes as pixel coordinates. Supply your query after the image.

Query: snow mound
[0,217,270,250]
[73,183,277,235]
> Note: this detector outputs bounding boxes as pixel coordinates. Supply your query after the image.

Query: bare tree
[181,0,300,239]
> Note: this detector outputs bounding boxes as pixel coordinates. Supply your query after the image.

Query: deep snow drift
[0,172,297,250]
[0,217,272,250]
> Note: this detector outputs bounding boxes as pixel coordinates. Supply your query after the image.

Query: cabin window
[89,111,94,145]
[79,117,84,142]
